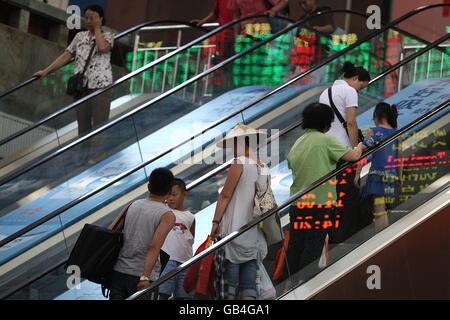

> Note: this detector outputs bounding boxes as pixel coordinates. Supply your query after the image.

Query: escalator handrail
[180,33,450,192]
[0,5,448,247]
[0,40,442,297]
[0,2,443,102]
[0,116,304,301]
[128,97,450,300]
[1,5,447,189]
[1,4,445,150]
[0,14,294,146]
[2,34,447,298]
[0,10,339,184]
[2,0,444,102]
[0,20,214,99]
[5,94,447,300]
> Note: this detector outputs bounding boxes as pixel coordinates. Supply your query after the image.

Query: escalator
[0,20,214,169]
[0,5,441,180]
[0,5,446,181]
[128,96,450,301]
[0,4,448,299]
[2,32,448,299]
[2,6,410,180]
[0,16,297,176]
[282,190,450,300]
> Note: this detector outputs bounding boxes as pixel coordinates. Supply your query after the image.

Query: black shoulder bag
[65,202,131,298]
[328,87,365,143]
[67,42,96,97]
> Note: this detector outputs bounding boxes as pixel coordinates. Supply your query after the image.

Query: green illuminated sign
[40,29,449,97]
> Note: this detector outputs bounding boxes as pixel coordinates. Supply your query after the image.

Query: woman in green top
[286,103,364,279]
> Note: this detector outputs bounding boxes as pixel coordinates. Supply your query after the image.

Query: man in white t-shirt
[159,178,195,300]
[318,61,370,242]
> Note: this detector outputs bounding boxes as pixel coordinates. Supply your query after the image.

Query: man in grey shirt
[110,168,176,300]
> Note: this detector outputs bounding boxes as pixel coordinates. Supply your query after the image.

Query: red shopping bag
[273,230,289,282]
[183,236,214,294]
[196,246,215,296]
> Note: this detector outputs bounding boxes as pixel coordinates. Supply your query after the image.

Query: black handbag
[65,203,131,297]
[65,203,171,298]
[67,42,96,96]
[328,87,365,143]
[65,224,123,283]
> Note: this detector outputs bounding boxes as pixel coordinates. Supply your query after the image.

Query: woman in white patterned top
[34,5,114,137]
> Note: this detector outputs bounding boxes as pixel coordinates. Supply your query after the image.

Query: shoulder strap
[109,202,132,231]
[328,87,347,130]
[81,41,96,77]
[256,163,271,193]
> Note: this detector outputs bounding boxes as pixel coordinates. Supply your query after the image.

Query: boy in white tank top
[159,179,196,300]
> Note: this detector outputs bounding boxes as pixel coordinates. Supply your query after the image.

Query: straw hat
[216,123,268,148]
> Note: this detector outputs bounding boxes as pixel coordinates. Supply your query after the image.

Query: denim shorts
[158,260,192,299]
[224,259,257,298]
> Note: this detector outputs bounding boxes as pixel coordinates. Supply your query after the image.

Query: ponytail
[373,102,398,129]
[341,61,371,82]
[388,104,398,129]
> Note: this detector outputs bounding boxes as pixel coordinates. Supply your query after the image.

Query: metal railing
[0,4,448,170]
[0,4,448,189]
[0,20,212,99]
[397,42,450,90]
[1,4,447,151]
[130,23,219,97]
[1,32,448,299]
[0,14,294,151]
[0,28,447,264]
[0,7,448,240]
[128,96,450,300]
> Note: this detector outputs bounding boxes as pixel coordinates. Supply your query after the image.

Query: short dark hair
[172,178,187,192]
[341,61,370,82]
[148,168,174,196]
[302,103,335,132]
[84,5,106,25]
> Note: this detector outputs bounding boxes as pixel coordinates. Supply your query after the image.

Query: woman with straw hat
[210,123,267,300]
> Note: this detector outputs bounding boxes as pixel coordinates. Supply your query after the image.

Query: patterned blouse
[66,29,114,89]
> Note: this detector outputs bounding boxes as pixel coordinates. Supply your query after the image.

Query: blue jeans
[224,259,257,298]
[158,260,192,299]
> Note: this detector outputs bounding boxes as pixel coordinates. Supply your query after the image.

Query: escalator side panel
[287,194,450,300]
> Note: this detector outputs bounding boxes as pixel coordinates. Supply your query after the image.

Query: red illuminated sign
[293,213,341,231]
